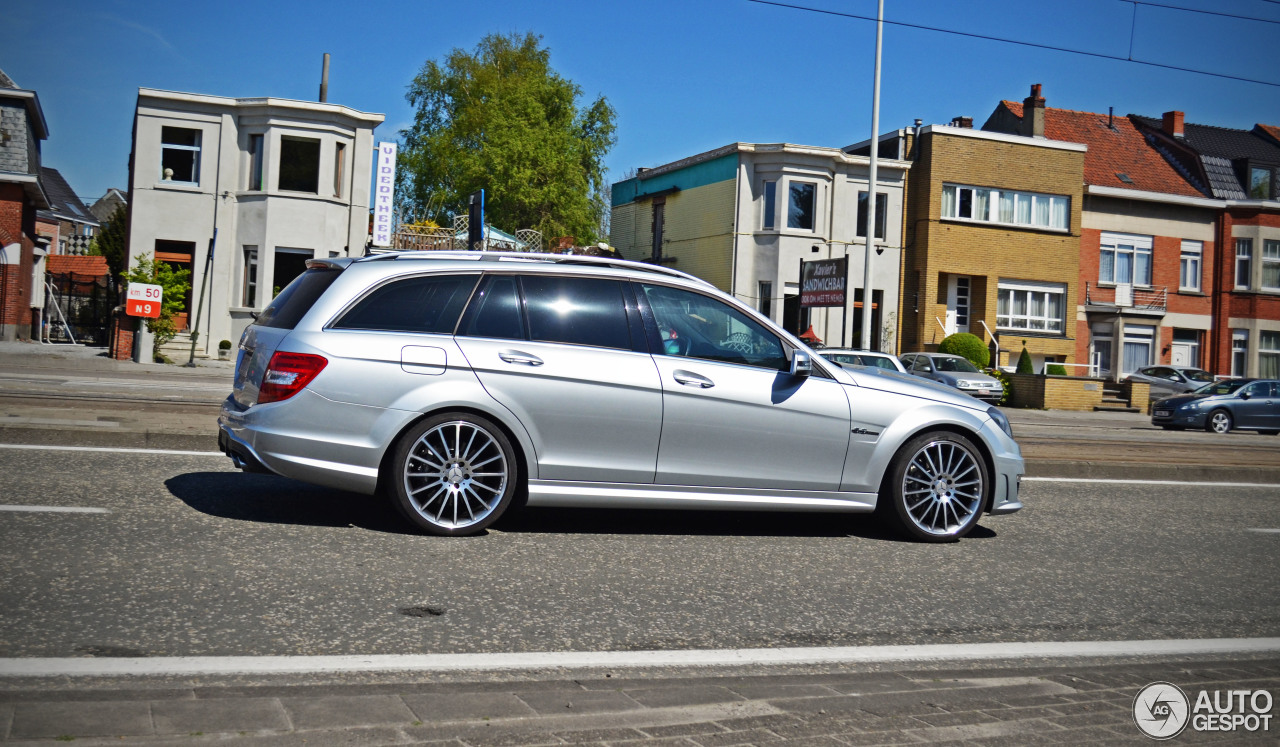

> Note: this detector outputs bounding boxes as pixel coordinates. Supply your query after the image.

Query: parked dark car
[1151,378,1280,434]
[1125,365,1215,399]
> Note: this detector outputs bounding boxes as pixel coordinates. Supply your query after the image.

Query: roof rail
[360,250,711,286]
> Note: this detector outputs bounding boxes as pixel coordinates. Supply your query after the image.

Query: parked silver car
[219,252,1022,541]
[1125,365,1215,399]
[819,348,909,373]
[899,352,1004,403]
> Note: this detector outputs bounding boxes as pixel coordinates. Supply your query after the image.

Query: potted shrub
[218,339,233,360]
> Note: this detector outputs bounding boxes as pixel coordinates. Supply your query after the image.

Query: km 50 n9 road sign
[126,282,163,318]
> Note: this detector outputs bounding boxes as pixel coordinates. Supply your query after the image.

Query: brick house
[610,143,908,350]
[0,68,51,341]
[985,90,1280,379]
[984,93,1220,380]
[850,89,1086,372]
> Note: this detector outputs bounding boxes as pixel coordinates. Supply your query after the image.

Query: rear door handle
[673,370,715,389]
[498,350,544,366]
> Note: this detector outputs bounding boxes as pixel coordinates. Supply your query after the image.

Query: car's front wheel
[388,413,518,536]
[880,431,989,542]
[1207,409,1233,435]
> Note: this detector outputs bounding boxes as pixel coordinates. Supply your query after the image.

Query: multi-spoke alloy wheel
[881,432,988,541]
[1207,410,1233,435]
[389,414,517,535]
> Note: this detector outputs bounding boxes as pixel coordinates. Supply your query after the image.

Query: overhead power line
[746,0,1280,88]
[1119,0,1280,26]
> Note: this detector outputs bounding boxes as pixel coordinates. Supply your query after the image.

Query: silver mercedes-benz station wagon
[218,252,1023,541]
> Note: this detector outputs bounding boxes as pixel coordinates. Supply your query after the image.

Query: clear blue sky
[7,0,1279,204]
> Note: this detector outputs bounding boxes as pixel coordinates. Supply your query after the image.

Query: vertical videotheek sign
[372,142,397,247]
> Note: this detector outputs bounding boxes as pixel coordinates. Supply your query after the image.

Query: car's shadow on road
[165,471,417,535]
[166,472,998,543]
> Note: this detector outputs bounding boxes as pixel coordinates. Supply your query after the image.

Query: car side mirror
[1240,391,1251,400]
[790,351,812,379]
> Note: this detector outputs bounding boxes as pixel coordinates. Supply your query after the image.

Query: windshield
[934,357,980,373]
[1193,380,1247,396]
[1184,369,1214,383]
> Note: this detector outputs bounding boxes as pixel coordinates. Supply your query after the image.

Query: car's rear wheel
[1207,410,1233,435]
[389,413,517,536]
[880,431,988,542]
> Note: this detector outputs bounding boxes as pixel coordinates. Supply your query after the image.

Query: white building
[127,88,383,356]
[610,143,908,351]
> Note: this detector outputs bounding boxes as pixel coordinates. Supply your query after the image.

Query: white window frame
[241,246,259,307]
[1179,240,1202,292]
[996,279,1066,333]
[1231,329,1249,377]
[246,133,265,191]
[762,180,777,230]
[941,183,1069,232]
[1100,232,1153,287]
[1236,238,1253,290]
[160,126,201,185]
[1263,239,1280,292]
[1261,330,1280,379]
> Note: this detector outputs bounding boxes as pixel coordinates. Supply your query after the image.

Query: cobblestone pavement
[2,657,1277,745]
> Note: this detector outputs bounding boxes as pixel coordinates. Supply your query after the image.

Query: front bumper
[982,418,1024,515]
[1150,406,1206,429]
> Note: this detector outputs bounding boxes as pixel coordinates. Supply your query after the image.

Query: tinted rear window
[333,274,477,334]
[522,276,632,350]
[256,267,341,329]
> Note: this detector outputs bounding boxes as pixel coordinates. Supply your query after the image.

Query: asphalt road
[1,446,1277,660]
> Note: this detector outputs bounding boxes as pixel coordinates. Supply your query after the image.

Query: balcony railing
[1084,282,1166,311]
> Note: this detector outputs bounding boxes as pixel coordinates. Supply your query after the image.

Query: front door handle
[498,350,544,366]
[673,370,715,389]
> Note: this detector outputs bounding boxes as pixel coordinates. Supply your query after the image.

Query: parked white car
[819,348,909,373]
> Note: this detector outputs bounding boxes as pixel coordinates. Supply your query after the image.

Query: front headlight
[956,380,973,388]
[987,406,1013,438]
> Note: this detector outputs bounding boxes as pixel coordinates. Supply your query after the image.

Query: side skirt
[526,481,878,513]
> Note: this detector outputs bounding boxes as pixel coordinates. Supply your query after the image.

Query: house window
[1236,238,1253,289]
[1122,324,1155,375]
[241,246,258,307]
[788,182,815,230]
[856,191,887,239]
[278,136,321,193]
[758,281,773,319]
[1232,329,1249,376]
[1179,240,1202,291]
[1263,240,1280,291]
[1100,232,1153,286]
[1261,330,1280,379]
[247,134,264,191]
[1251,167,1274,200]
[762,181,776,229]
[942,184,1068,230]
[334,142,346,198]
[996,280,1065,333]
[160,126,201,184]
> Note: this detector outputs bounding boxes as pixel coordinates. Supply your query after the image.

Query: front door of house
[945,276,970,336]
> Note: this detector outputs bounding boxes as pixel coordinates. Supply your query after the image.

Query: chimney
[1162,110,1185,138]
[949,116,973,129]
[1022,83,1045,138]
[319,53,330,103]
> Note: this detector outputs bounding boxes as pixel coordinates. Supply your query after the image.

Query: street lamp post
[860,0,885,352]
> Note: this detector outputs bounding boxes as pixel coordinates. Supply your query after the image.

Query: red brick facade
[0,182,37,340]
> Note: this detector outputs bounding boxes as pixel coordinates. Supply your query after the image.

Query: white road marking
[1,638,1277,678]
[0,417,119,428]
[0,444,220,456]
[0,505,109,514]
[1024,476,1280,489]
[1246,528,1280,534]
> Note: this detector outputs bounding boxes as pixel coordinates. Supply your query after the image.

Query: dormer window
[1250,166,1276,199]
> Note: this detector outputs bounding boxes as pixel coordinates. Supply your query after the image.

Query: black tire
[878,431,989,542]
[1160,425,1184,431]
[1206,409,1233,435]
[1259,430,1279,436]
[388,412,519,536]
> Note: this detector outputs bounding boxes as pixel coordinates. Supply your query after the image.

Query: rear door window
[255,266,342,329]
[458,275,524,340]
[521,275,632,350]
[333,274,477,334]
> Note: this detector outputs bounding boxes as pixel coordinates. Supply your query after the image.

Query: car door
[1233,381,1272,430]
[453,273,662,483]
[636,281,851,491]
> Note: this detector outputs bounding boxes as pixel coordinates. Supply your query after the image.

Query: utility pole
[860,0,884,351]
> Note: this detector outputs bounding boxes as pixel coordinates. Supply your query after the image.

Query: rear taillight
[257,352,328,404]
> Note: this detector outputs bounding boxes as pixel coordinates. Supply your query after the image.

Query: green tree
[94,205,129,281]
[399,32,616,243]
[125,254,191,362]
[937,332,990,368]
[1016,344,1034,374]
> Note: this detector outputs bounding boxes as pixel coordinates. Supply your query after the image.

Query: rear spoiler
[305,258,355,271]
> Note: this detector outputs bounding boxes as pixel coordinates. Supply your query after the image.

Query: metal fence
[45,272,114,346]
